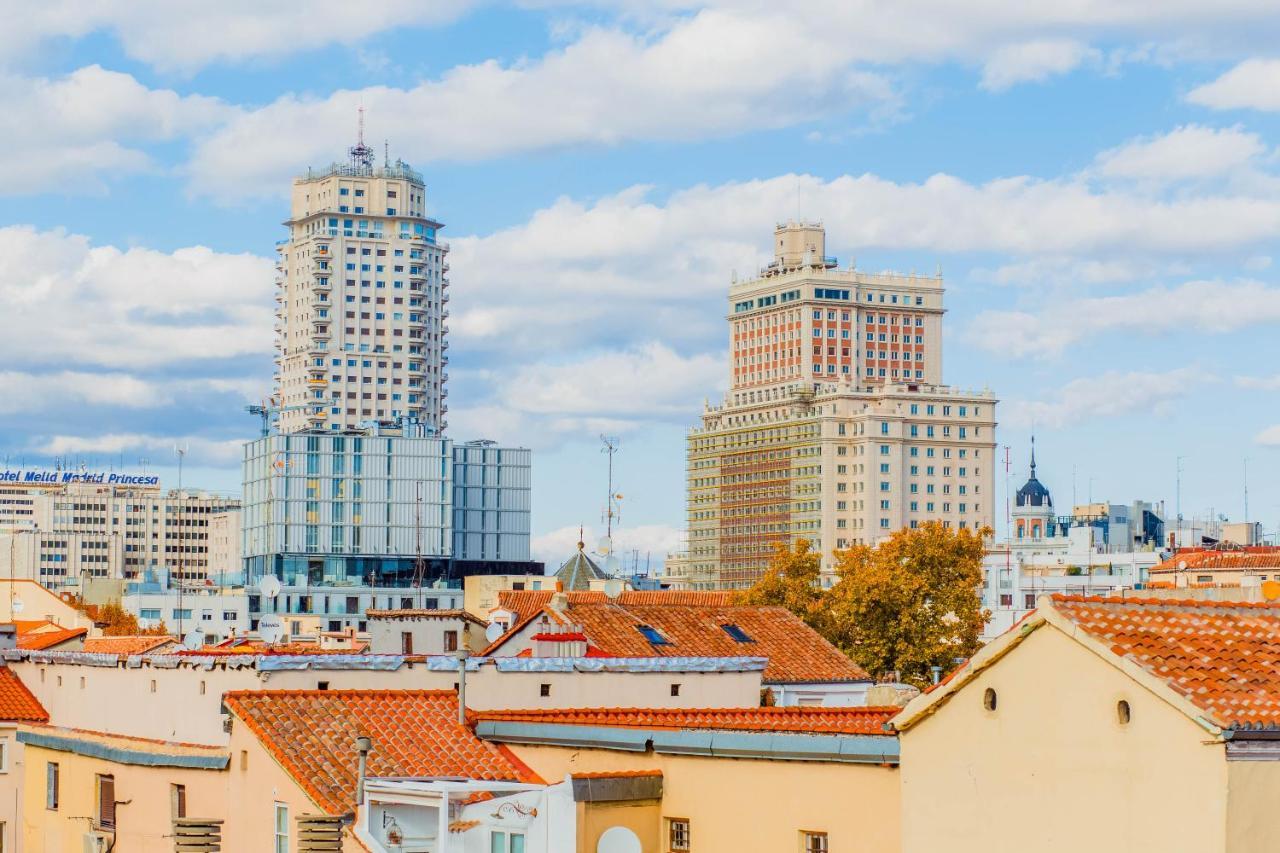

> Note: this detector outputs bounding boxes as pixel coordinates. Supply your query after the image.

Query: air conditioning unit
[82,831,112,853]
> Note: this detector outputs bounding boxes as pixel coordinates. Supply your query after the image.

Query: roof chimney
[548,591,569,618]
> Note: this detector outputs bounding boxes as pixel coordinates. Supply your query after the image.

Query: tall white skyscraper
[274,120,449,433]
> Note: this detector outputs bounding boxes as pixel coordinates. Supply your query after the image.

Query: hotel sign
[0,470,160,486]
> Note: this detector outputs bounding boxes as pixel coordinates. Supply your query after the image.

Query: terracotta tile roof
[570,769,663,779]
[21,723,228,758]
[496,590,735,624]
[1051,594,1280,730]
[0,667,47,722]
[82,636,176,656]
[18,626,86,650]
[1152,550,1280,572]
[366,609,485,625]
[490,600,868,684]
[223,690,543,815]
[475,706,898,735]
[449,820,480,833]
[177,643,364,656]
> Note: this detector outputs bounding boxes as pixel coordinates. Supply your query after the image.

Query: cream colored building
[683,222,997,587]
[462,572,553,618]
[275,132,448,433]
[894,593,1280,853]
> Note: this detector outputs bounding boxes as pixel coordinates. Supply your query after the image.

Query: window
[637,624,671,645]
[983,687,998,712]
[0,738,7,773]
[401,631,414,655]
[443,630,459,652]
[668,818,691,851]
[171,783,187,819]
[540,683,551,697]
[803,831,829,853]
[491,831,526,853]
[671,683,681,697]
[96,774,115,830]
[274,803,289,853]
[721,623,753,643]
[1117,700,1132,725]
[46,762,58,810]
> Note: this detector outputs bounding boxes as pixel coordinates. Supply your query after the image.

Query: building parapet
[298,160,424,185]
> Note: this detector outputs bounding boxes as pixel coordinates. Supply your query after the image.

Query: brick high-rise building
[274,125,448,433]
[677,221,998,589]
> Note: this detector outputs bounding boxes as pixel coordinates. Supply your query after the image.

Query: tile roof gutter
[17,730,229,770]
[475,721,899,766]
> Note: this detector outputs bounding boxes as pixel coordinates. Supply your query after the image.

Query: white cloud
[35,433,246,467]
[1092,124,1267,181]
[1236,374,1280,391]
[968,279,1280,358]
[1255,425,1280,446]
[0,2,475,73]
[0,225,274,369]
[0,371,164,413]
[1005,368,1210,429]
[532,524,683,570]
[1188,59,1280,112]
[0,65,230,194]
[980,39,1098,91]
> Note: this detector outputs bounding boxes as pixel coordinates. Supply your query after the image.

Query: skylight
[721,623,754,643]
[636,624,671,646]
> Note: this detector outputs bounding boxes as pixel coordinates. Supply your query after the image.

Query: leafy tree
[96,601,170,637]
[734,539,831,637]
[826,521,990,687]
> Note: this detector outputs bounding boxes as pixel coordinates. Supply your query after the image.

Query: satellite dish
[484,622,505,643]
[10,599,23,614]
[182,630,204,651]
[596,537,612,556]
[1263,580,1280,601]
[603,578,624,600]
[259,614,285,645]
[259,575,282,599]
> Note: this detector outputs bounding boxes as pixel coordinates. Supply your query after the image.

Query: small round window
[983,687,997,712]
[1117,700,1131,725]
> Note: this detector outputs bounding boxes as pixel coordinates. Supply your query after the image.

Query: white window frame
[274,802,289,853]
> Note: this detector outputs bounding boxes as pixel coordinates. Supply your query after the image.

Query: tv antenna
[600,436,622,540]
[350,106,373,170]
[412,480,427,606]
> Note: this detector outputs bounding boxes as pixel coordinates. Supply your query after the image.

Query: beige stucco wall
[511,743,900,853]
[0,726,23,853]
[367,616,485,654]
[10,658,762,746]
[19,742,226,853]
[579,799,660,853]
[1226,760,1280,852]
[899,625,1229,853]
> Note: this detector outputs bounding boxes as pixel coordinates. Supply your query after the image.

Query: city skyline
[3,5,1280,566]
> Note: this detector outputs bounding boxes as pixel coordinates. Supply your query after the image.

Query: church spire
[1030,434,1036,479]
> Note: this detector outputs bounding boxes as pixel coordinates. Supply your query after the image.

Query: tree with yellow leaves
[734,539,831,637]
[96,600,170,637]
[826,521,990,687]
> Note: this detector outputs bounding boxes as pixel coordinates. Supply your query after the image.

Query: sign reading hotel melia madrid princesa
[0,470,159,486]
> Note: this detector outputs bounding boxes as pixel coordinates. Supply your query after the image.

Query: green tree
[826,521,990,687]
[734,539,830,637]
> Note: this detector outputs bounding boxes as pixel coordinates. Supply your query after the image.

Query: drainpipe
[456,648,470,725]
[355,735,372,805]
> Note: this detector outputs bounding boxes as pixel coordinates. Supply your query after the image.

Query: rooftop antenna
[412,480,427,605]
[384,139,390,169]
[600,436,621,542]
[1176,455,1185,523]
[1244,457,1250,523]
[349,106,373,170]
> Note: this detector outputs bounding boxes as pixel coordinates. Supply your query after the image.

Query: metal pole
[455,648,469,725]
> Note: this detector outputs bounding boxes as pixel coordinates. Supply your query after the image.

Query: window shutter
[98,775,116,828]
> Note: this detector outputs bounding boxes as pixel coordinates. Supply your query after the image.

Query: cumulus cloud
[968,279,1280,358]
[1005,368,1210,429]
[35,433,246,468]
[980,39,1098,91]
[0,371,164,413]
[1255,425,1280,446]
[0,225,273,369]
[0,66,230,195]
[1188,59,1280,112]
[1091,124,1267,182]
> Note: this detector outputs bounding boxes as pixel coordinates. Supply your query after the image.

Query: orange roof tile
[1051,594,1280,730]
[18,626,86,650]
[177,643,366,656]
[475,706,897,735]
[496,590,735,624]
[449,820,480,833]
[570,769,663,779]
[1152,549,1280,572]
[223,690,543,815]
[82,636,176,656]
[0,667,47,722]
[489,600,868,684]
[366,609,485,625]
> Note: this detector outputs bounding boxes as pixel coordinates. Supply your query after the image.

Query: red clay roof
[0,667,48,722]
[178,643,366,656]
[475,706,897,735]
[1051,594,1280,730]
[18,626,86,650]
[366,609,485,625]
[490,601,868,684]
[223,690,542,815]
[83,636,176,656]
[496,590,735,625]
[1152,551,1280,572]
[570,769,663,779]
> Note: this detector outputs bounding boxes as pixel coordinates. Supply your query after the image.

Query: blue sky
[3,1,1280,565]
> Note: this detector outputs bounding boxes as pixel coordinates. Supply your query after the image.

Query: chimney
[548,592,569,618]
[0,624,14,651]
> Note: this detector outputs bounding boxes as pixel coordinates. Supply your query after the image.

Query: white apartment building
[275,132,448,433]
[682,222,998,588]
[0,473,239,591]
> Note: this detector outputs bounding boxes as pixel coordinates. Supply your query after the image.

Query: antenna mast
[412,481,426,605]
[600,436,620,541]
[349,106,373,170]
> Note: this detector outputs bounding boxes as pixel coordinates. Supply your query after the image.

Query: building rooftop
[554,541,609,591]
[474,706,897,736]
[487,597,869,685]
[366,608,485,625]
[82,636,176,656]
[1152,548,1280,573]
[0,666,48,722]
[16,623,86,651]
[223,689,542,815]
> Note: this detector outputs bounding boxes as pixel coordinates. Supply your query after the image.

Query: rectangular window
[46,762,58,810]
[96,775,116,830]
[721,623,753,643]
[668,818,691,851]
[0,739,7,773]
[274,803,289,853]
[171,783,187,819]
[491,831,526,853]
[444,630,459,652]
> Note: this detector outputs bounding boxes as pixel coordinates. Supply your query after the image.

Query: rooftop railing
[298,161,424,184]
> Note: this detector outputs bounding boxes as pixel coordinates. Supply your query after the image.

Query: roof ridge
[225,688,460,699]
[1053,593,1280,609]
